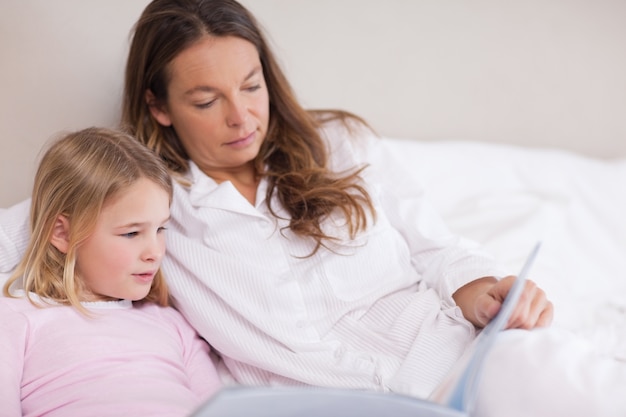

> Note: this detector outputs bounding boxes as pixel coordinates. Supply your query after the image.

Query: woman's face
[149,35,270,177]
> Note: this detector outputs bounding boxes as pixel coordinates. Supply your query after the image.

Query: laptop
[190,243,542,417]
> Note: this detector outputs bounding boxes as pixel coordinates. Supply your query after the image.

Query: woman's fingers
[506,280,553,329]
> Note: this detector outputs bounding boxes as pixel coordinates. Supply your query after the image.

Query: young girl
[0,127,220,416]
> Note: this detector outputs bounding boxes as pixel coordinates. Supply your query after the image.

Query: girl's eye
[157,226,167,233]
[121,231,138,238]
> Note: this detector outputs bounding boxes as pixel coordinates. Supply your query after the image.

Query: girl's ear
[50,214,70,254]
[145,89,173,127]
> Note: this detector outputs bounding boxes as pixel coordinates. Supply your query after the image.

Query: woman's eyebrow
[183,66,262,96]
[243,66,262,81]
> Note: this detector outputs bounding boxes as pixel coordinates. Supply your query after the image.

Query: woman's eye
[195,100,216,109]
[245,85,261,92]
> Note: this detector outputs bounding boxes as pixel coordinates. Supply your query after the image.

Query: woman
[122,0,552,398]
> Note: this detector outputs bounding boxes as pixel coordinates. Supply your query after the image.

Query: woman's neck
[201,163,260,205]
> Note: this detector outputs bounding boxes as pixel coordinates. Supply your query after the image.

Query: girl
[0,127,220,416]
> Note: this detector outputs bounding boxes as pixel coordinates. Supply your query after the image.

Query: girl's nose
[142,235,165,262]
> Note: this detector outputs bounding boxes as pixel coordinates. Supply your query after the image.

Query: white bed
[1,0,625,383]
[384,137,626,360]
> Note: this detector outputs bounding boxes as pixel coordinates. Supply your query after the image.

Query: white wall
[242,0,626,155]
[2,0,625,207]
[0,0,150,207]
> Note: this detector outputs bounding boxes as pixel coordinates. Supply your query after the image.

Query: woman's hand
[452,276,554,329]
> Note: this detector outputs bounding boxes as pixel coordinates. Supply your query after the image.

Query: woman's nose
[225,97,248,127]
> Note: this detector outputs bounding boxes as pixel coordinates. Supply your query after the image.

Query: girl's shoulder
[0,294,40,315]
[0,296,36,338]
[0,293,91,327]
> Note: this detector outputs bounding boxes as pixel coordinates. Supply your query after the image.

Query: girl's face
[75,178,170,302]
[149,35,270,178]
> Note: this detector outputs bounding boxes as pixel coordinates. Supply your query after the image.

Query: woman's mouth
[224,132,255,148]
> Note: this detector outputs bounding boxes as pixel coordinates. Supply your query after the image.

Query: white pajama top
[163,122,504,398]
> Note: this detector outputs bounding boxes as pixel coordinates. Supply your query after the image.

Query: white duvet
[384,137,626,360]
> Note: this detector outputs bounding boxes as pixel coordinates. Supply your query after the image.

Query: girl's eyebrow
[116,216,171,229]
[183,66,262,96]
[115,222,149,229]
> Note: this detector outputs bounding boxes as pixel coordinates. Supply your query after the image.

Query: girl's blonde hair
[3,127,172,313]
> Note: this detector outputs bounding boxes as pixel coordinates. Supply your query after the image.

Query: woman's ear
[50,214,70,254]
[145,89,173,127]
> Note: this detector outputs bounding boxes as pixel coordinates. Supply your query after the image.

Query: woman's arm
[330,126,554,327]
[329,125,506,306]
[0,198,30,273]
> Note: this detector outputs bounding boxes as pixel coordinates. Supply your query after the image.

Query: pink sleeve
[170,308,222,400]
[0,299,28,416]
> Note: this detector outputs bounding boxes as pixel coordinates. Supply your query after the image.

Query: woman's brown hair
[3,127,172,314]
[122,0,375,254]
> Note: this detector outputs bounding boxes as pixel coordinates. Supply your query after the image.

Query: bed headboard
[2,0,625,207]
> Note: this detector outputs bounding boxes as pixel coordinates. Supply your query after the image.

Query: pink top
[0,294,221,417]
